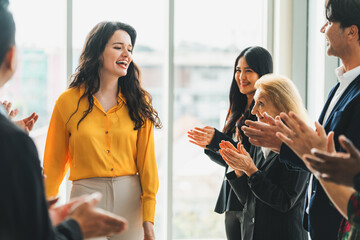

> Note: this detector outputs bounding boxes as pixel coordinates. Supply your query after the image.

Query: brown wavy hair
[68,21,161,130]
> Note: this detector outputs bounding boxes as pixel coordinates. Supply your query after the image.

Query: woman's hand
[219,141,258,177]
[143,221,155,240]
[187,126,215,149]
[217,140,244,177]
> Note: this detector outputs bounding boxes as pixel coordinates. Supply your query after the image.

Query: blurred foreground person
[0,1,127,239]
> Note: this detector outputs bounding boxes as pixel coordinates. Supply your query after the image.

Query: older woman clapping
[219,74,309,240]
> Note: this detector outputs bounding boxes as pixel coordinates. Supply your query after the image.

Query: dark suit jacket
[205,116,257,214]
[205,128,243,213]
[0,114,82,240]
[280,74,360,240]
[204,103,257,214]
[227,146,309,240]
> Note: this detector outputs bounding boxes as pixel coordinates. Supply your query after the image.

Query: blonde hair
[254,74,309,124]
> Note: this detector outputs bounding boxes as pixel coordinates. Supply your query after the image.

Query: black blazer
[205,128,243,213]
[280,74,360,240]
[227,146,309,240]
[204,103,257,214]
[0,114,82,240]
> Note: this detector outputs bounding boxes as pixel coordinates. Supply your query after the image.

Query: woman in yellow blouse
[43,21,161,240]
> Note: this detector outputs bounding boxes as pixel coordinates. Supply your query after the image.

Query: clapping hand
[304,134,360,186]
[68,192,128,238]
[219,141,258,177]
[0,100,18,119]
[15,112,39,133]
[242,113,282,153]
[0,100,38,133]
[275,111,328,161]
[187,126,215,149]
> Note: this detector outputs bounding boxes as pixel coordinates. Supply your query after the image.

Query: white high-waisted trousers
[70,175,143,240]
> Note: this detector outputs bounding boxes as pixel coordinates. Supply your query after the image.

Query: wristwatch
[353,172,360,192]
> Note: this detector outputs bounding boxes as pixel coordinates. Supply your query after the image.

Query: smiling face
[235,57,260,97]
[99,29,133,78]
[320,21,347,57]
[251,89,279,122]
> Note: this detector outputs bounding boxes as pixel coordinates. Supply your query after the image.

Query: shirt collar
[78,86,127,104]
[335,65,360,83]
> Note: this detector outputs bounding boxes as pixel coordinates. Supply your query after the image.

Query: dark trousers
[225,211,242,240]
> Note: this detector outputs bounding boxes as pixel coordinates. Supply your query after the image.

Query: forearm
[227,171,249,205]
[138,165,158,223]
[206,128,236,151]
[243,165,258,177]
[139,159,159,223]
[54,219,82,240]
[142,196,157,223]
[249,168,309,213]
[136,119,159,223]
[204,149,227,167]
[318,179,355,219]
[279,144,310,172]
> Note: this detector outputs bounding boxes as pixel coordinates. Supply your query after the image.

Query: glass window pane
[4,0,67,159]
[173,0,267,238]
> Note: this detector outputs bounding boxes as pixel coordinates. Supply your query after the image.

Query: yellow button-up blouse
[43,87,159,223]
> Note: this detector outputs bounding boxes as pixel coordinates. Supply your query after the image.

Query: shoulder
[57,87,81,104]
[0,115,38,161]
[344,86,360,111]
[335,76,360,112]
[54,87,83,115]
[0,115,26,139]
[349,74,360,96]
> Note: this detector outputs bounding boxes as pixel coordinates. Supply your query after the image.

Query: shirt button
[110,168,113,171]
[106,150,110,153]
[104,113,107,116]
[105,131,109,134]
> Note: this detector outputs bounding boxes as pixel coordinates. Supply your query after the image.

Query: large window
[5,0,268,238]
[173,0,267,238]
[5,0,67,158]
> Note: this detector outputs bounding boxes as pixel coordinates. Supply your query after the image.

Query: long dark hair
[222,46,273,141]
[68,21,161,130]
